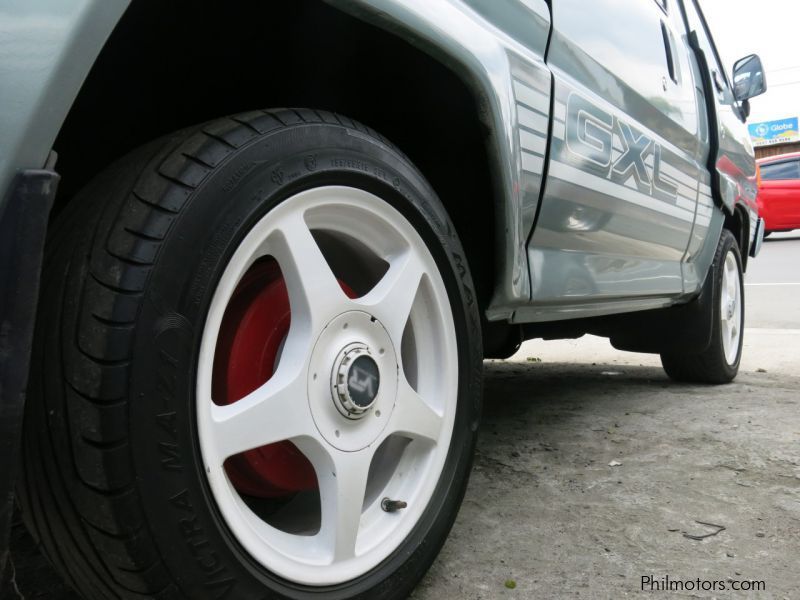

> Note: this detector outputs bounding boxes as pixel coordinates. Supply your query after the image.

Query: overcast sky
[702,0,799,124]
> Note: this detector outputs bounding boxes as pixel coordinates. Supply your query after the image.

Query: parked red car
[757,152,800,236]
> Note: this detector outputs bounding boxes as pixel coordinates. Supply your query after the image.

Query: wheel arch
[50,0,503,351]
[724,203,750,271]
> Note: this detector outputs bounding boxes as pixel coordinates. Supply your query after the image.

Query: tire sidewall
[128,122,482,599]
[713,231,745,376]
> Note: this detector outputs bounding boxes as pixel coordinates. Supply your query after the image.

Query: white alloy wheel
[720,249,742,365]
[197,186,459,585]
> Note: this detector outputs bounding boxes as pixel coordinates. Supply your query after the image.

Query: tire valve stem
[381,498,408,513]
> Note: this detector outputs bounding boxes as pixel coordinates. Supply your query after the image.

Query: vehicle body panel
[758,153,800,232]
[0,0,129,217]
[680,0,759,239]
[528,0,705,313]
[332,0,757,325]
[330,0,553,319]
[1,0,759,326]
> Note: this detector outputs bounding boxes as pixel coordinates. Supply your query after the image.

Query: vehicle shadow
[764,234,800,243]
[480,359,674,428]
[474,359,775,467]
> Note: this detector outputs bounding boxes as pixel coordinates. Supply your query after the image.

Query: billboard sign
[748,117,799,147]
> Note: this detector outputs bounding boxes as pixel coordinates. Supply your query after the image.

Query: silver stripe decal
[549,161,695,222]
[696,215,711,227]
[553,102,567,122]
[624,178,639,191]
[513,79,550,115]
[677,198,694,211]
[518,105,548,134]
[522,151,544,175]
[699,183,713,196]
[552,121,566,141]
[661,162,699,190]
[677,182,697,200]
[519,129,547,155]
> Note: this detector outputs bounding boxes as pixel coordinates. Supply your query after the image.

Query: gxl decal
[565,93,679,203]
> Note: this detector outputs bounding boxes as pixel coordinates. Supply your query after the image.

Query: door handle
[660,21,677,84]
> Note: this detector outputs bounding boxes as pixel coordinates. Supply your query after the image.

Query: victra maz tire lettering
[170,489,237,599]
[156,349,182,472]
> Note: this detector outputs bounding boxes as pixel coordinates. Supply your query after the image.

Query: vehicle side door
[526,0,704,316]
[681,0,758,240]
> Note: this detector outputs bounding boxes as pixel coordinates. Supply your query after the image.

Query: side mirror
[732,54,767,102]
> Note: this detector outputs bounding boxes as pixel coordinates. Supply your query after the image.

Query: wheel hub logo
[347,356,380,408]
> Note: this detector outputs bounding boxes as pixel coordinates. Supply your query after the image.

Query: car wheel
[660,230,744,384]
[18,109,482,599]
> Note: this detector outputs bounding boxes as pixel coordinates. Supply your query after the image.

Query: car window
[761,160,800,181]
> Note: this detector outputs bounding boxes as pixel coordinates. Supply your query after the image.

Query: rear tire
[18,109,483,599]
[660,230,744,384]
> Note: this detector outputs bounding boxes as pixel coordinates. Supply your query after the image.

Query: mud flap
[608,265,715,355]
[0,158,59,578]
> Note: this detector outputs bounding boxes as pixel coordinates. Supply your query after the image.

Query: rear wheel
[19,110,482,599]
[660,230,744,384]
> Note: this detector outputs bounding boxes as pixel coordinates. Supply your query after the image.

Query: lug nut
[381,498,408,513]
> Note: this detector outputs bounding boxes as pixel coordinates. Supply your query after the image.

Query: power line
[769,65,800,73]
[768,80,800,88]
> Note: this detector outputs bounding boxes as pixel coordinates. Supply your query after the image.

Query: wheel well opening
[52,0,497,322]
[723,206,749,270]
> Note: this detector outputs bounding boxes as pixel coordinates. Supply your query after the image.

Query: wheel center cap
[307,311,397,452]
[332,345,381,418]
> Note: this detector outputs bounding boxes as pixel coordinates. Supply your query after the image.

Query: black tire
[660,230,744,384]
[18,109,483,599]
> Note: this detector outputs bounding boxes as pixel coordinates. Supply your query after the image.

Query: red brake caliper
[212,258,356,498]
[212,259,316,498]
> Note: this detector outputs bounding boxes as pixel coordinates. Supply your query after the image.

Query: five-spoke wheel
[198,187,458,584]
